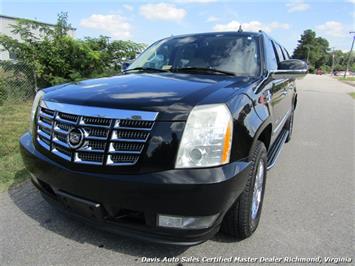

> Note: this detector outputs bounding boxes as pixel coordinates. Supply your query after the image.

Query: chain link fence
[0,61,36,105]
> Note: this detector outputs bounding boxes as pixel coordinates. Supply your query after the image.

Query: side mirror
[271,59,308,80]
[121,62,131,72]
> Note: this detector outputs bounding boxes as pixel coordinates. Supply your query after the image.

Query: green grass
[337,76,355,81]
[0,100,32,191]
[349,92,355,99]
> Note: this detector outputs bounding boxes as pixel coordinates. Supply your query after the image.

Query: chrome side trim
[273,109,291,134]
[267,130,289,170]
[41,100,158,121]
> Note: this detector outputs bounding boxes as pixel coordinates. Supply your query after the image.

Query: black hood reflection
[43,73,258,121]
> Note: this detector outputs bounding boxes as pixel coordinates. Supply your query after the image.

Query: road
[0,75,354,265]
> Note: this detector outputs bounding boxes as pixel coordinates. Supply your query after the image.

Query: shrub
[0,12,146,93]
[0,80,8,105]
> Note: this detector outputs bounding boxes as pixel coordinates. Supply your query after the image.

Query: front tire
[221,141,267,239]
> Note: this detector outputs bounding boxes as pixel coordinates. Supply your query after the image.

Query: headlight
[175,104,233,168]
[29,90,45,134]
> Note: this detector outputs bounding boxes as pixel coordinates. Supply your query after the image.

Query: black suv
[20,31,307,245]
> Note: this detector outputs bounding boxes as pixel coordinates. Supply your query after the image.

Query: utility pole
[330,47,335,75]
[344,31,355,78]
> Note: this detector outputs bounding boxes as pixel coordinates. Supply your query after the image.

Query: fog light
[157,214,219,229]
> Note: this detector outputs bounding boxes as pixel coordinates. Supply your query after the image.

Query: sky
[1,0,354,53]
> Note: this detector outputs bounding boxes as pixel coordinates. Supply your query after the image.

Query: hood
[43,73,258,121]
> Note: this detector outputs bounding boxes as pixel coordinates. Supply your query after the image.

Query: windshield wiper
[171,67,235,76]
[123,67,168,73]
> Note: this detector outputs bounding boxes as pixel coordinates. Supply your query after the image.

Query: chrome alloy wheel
[251,160,265,220]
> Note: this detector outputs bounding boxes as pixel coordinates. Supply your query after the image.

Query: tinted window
[264,39,278,70]
[284,47,291,59]
[129,34,261,76]
[282,47,289,60]
[273,42,285,62]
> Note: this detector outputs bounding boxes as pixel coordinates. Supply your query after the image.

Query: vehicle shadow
[8,179,189,259]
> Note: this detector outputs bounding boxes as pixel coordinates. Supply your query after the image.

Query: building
[0,14,76,61]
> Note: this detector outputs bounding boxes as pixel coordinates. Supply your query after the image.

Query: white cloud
[347,0,355,3]
[140,3,186,21]
[286,0,310,12]
[213,20,289,33]
[269,22,290,30]
[176,0,217,3]
[80,14,132,39]
[316,21,346,37]
[206,16,219,22]
[123,4,133,12]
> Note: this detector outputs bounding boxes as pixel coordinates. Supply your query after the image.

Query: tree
[0,12,145,89]
[84,36,146,71]
[293,30,330,72]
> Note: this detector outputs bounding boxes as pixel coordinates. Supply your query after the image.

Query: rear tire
[221,141,267,239]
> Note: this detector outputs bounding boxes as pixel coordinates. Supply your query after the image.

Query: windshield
[128,34,261,76]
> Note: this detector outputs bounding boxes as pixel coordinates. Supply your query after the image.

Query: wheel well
[258,124,272,150]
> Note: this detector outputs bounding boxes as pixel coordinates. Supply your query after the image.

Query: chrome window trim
[40,100,158,121]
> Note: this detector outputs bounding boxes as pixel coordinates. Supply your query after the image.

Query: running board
[267,129,289,170]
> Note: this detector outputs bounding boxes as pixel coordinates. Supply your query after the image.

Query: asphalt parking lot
[0,74,354,265]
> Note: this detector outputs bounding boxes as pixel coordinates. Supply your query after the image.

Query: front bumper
[20,132,251,245]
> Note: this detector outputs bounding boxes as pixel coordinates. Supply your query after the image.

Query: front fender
[228,94,264,161]
[228,93,273,161]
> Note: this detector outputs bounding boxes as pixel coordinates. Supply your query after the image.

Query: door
[270,42,291,136]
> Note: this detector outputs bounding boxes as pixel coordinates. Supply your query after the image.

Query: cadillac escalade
[20,31,307,245]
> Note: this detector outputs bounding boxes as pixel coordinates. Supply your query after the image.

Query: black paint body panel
[19,31,298,245]
[20,133,250,245]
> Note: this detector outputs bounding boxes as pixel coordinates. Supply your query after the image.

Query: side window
[265,39,278,70]
[282,47,289,60]
[273,42,285,63]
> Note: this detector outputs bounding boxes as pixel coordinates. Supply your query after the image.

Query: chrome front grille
[35,101,158,166]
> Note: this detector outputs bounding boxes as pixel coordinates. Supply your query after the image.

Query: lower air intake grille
[35,101,158,166]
